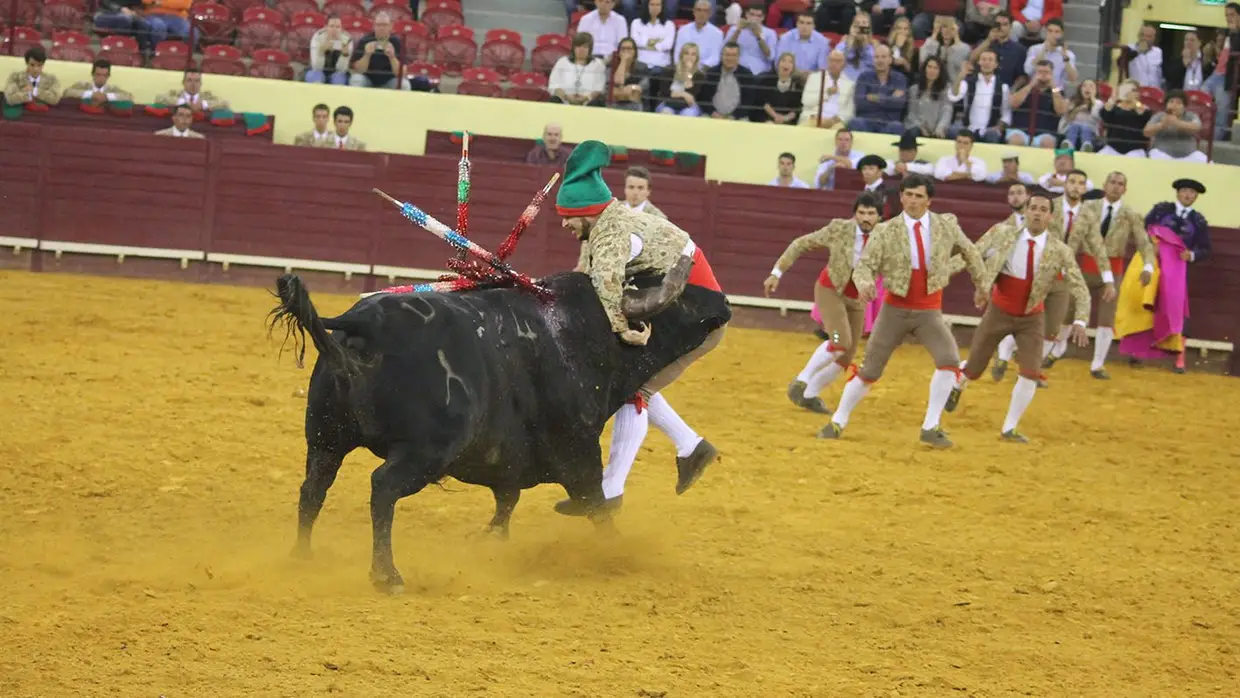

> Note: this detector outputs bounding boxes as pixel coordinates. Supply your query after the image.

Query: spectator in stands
[1007,59,1064,148]
[887,17,917,79]
[1200,2,1239,141]
[609,38,651,111]
[725,4,778,75]
[1163,31,1211,91]
[1145,90,1208,162]
[318,106,366,150]
[904,56,951,138]
[1098,79,1151,156]
[154,104,203,138]
[814,0,858,35]
[799,50,854,127]
[306,16,353,86]
[849,43,908,135]
[837,13,876,81]
[1125,23,1164,89]
[4,47,62,108]
[963,0,1002,44]
[294,103,334,147]
[578,0,629,59]
[919,15,970,84]
[143,0,192,47]
[769,152,811,188]
[867,1,914,37]
[675,0,725,68]
[94,1,152,56]
[526,123,572,165]
[969,12,1027,87]
[1022,19,1076,90]
[616,0,689,23]
[755,53,804,123]
[1008,0,1063,42]
[349,13,402,89]
[985,151,1036,184]
[1038,149,1091,192]
[814,128,865,189]
[549,33,607,106]
[1058,78,1102,151]
[777,12,829,78]
[934,131,987,181]
[948,49,1012,143]
[631,0,677,70]
[854,154,893,211]
[886,132,935,176]
[701,43,754,119]
[654,42,706,115]
[64,59,133,106]
[911,6,959,41]
[156,68,230,113]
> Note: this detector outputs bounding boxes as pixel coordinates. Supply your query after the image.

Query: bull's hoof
[369,570,406,595]
[483,524,510,540]
[553,495,621,517]
[290,544,314,561]
[675,439,717,495]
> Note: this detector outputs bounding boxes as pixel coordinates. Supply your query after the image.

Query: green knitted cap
[555,141,614,216]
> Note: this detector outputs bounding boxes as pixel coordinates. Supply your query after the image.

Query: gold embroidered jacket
[576,201,669,272]
[1074,199,1154,261]
[3,71,62,105]
[63,81,134,102]
[972,222,1091,321]
[852,212,987,297]
[771,219,861,290]
[1050,196,1108,271]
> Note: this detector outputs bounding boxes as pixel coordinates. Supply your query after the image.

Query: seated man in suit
[154,104,205,138]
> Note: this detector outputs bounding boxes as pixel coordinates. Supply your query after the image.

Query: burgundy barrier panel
[425,131,709,178]
[1,119,1237,347]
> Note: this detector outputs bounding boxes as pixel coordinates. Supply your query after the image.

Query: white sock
[1092,327,1114,370]
[1042,339,1055,359]
[600,403,649,499]
[1002,376,1038,433]
[796,341,837,383]
[1052,326,1071,358]
[831,376,870,428]
[954,359,970,389]
[997,335,1017,362]
[645,392,702,458]
[805,361,845,398]
[921,369,956,431]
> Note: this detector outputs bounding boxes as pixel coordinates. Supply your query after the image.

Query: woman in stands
[654,43,706,116]
[755,52,805,124]
[1163,31,1212,91]
[903,56,952,139]
[549,32,608,107]
[1098,79,1153,157]
[887,17,918,80]
[1058,78,1103,151]
[610,38,651,111]
[629,0,676,70]
[839,13,877,81]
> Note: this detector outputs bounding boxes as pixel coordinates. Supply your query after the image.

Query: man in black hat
[856,154,896,217]
[886,132,934,177]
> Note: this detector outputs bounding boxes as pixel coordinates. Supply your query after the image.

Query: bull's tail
[267,274,355,372]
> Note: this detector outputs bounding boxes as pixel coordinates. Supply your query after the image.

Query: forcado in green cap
[555,140,615,217]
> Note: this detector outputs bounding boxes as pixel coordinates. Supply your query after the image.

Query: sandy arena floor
[1,270,1237,697]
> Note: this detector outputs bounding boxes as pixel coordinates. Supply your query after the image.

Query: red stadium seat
[220,0,268,14]
[238,13,286,53]
[340,15,373,35]
[242,6,286,27]
[535,32,569,47]
[275,0,320,17]
[405,61,443,84]
[369,0,413,21]
[480,35,526,76]
[394,19,431,62]
[323,0,365,17]
[505,72,550,101]
[1096,82,1113,102]
[568,9,589,35]
[50,30,95,63]
[433,24,477,75]
[286,11,326,63]
[461,66,502,84]
[509,71,549,88]
[7,26,42,56]
[250,48,295,80]
[457,80,503,99]
[192,2,236,46]
[9,0,40,27]
[422,0,465,34]
[203,44,244,60]
[39,0,86,34]
[201,55,247,76]
[1185,89,1216,158]
[99,34,143,67]
[531,35,570,74]
[485,28,524,44]
[152,40,193,71]
[1138,86,1165,111]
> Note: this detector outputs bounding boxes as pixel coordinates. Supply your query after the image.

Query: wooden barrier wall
[1,121,1237,357]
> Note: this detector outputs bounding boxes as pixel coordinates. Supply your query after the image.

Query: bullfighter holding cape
[1115,178,1211,373]
[553,140,726,515]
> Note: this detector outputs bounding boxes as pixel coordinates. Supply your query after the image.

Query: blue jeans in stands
[849,117,904,135]
[305,69,348,85]
[94,11,153,53]
[1202,74,1232,140]
[145,14,191,46]
[657,102,702,117]
[1061,123,1100,150]
[948,123,1005,143]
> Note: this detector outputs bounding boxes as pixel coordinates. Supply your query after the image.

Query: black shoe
[944,386,963,413]
[991,359,1008,382]
[1042,355,1058,370]
[813,328,829,341]
[553,494,622,517]
[1090,369,1110,380]
[676,440,717,495]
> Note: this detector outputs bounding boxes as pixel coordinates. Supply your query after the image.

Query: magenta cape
[1117,225,1190,359]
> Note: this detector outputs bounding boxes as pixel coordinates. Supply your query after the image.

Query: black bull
[268,271,731,592]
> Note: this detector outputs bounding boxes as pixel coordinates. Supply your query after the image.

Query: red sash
[817,265,859,298]
[1078,254,1125,277]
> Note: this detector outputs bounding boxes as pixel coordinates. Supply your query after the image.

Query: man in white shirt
[1022,19,1077,89]
[154,104,205,138]
[933,131,987,182]
[943,193,1091,443]
[674,0,725,67]
[724,4,778,75]
[814,126,864,189]
[576,0,630,58]
[799,50,854,128]
[770,152,811,188]
[1126,23,1163,89]
[1043,168,1110,371]
[947,48,1011,143]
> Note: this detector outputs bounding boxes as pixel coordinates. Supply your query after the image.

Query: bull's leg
[368,443,442,594]
[293,447,347,559]
[485,488,520,539]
